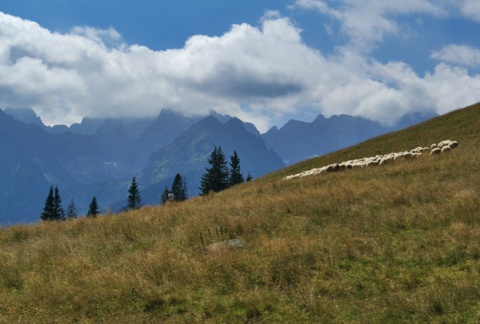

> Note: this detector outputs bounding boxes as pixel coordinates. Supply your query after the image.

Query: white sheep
[283,139,458,180]
[394,153,404,161]
[379,156,393,165]
[430,148,441,155]
[338,164,347,171]
[439,140,451,148]
[326,164,339,172]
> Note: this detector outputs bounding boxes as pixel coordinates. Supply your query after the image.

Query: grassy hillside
[1,103,479,323]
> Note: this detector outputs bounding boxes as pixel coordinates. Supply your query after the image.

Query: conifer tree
[161,175,188,205]
[53,186,65,221]
[127,177,142,210]
[246,172,253,182]
[200,145,229,195]
[40,186,55,221]
[171,173,187,201]
[66,199,77,219]
[229,150,244,186]
[87,196,99,217]
[160,186,170,204]
[40,186,65,221]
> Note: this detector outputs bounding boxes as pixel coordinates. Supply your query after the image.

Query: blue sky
[1,0,479,132]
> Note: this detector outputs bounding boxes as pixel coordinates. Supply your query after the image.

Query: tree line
[40,178,142,221]
[40,145,250,221]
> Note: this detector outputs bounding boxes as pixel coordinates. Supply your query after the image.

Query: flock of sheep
[284,139,459,181]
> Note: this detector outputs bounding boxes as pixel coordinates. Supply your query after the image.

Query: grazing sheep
[438,140,453,148]
[449,141,458,148]
[430,148,441,155]
[411,147,425,153]
[379,156,393,165]
[283,139,458,180]
[326,164,339,172]
[351,163,362,169]
[394,153,404,161]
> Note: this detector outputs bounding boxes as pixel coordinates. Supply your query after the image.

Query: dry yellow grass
[0,103,479,322]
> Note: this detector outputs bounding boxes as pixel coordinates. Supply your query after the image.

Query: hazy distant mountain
[4,107,44,126]
[129,109,203,171]
[133,115,284,207]
[208,110,260,136]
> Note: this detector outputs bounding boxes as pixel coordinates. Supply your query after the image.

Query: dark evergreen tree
[171,173,187,201]
[66,199,77,219]
[40,186,65,221]
[40,186,55,221]
[246,172,253,182]
[87,196,100,218]
[229,150,244,186]
[127,177,142,210]
[160,186,170,205]
[200,145,229,195]
[53,186,65,221]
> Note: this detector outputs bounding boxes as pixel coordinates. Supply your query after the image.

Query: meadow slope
[1,103,479,323]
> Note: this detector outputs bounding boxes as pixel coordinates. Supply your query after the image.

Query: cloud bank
[1,8,480,132]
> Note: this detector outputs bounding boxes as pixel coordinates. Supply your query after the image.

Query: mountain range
[0,107,436,225]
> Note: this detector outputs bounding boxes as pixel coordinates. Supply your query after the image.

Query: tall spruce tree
[40,186,65,221]
[127,177,142,210]
[40,186,55,221]
[53,186,65,221]
[161,175,188,205]
[160,186,171,204]
[171,173,187,201]
[229,150,244,186]
[66,199,77,219]
[200,145,229,195]
[87,196,99,217]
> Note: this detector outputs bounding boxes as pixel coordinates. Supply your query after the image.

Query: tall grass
[1,103,479,322]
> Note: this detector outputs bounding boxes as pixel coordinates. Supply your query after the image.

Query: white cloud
[0,12,324,130]
[424,63,480,114]
[431,44,480,67]
[461,0,480,21]
[0,11,479,133]
[321,49,480,123]
[71,26,122,44]
[292,0,446,52]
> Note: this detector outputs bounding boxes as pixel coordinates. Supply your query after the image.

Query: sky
[1,0,480,132]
